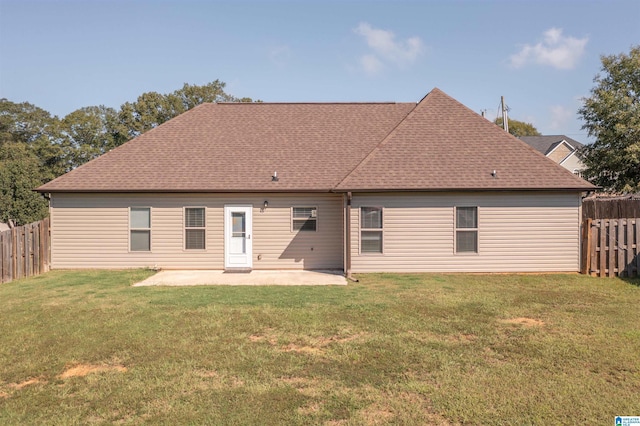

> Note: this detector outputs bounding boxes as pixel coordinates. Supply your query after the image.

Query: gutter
[344,192,358,282]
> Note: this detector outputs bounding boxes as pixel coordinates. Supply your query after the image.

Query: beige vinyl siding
[547,143,573,163]
[50,193,343,270]
[560,153,586,174]
[350,191,582,273]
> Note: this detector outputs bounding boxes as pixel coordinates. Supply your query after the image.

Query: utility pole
[501,96,509,133]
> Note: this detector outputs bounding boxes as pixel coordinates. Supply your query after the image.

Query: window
[130,207,150,251]
[185,207,206,250]
[361,207,383,253]
[455,206,478,253]
[292,207,317,231]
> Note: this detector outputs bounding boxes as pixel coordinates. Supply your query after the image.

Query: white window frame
[129,207,151,252]
[184,206,206,251]
[454,206,478,254]
[360,206,384,254]
[291,206,318,232]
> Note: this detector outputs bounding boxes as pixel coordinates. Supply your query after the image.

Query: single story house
[37,88,595,274]
[519,135,586,176]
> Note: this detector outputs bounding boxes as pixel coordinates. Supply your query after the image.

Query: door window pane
[232,212,245,237]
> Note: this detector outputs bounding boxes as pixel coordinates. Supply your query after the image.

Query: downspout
[344,192,358,282]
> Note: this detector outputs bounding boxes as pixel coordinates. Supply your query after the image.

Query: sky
[1,0,639,143]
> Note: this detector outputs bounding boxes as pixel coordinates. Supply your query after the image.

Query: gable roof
[520,135,584,155]
[335,90,593,191]
[38,102,415,192]
[37,88,595,193]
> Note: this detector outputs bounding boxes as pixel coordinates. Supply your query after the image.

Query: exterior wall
[547,143,572,163]
[560,153,586,175]
[50,193,343,270]
[350,191,582,273]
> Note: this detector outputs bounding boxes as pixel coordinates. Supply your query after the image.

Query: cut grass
[1,270,639,425]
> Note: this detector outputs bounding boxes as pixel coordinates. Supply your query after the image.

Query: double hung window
[455,207,478,253]
[360,207,383,253]
[185,207,206,250]
[130,207,151,251]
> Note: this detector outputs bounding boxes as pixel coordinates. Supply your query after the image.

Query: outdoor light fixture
[264,200,269,209]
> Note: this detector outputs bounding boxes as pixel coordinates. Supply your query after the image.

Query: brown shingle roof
[37,88,595,193]
[519,135,584,155]
[335,89,594,191]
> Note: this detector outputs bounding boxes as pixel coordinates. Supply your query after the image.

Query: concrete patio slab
[133,270,347,286]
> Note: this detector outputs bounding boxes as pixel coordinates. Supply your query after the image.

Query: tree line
[0,80,254,225]
[1,45,638,225]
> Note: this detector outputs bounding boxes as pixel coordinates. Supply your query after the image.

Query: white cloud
[509,28,588,70]
[353,22,424,74]
[360,54,383,74]
[550,105,574,130]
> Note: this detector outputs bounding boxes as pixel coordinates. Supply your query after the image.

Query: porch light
[264,200,269,209]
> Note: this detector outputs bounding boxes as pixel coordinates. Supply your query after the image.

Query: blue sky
[1,1,638,143]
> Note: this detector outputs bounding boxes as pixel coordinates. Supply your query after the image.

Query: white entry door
[224,205,253,269]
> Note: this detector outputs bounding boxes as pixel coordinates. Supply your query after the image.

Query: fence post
[581,219,591,274]
[636,218,640,278]
[589,220,600,275]
[599,220,606,277]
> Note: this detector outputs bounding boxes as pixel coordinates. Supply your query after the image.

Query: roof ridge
[334,91,429,189]
[214,101,413,105]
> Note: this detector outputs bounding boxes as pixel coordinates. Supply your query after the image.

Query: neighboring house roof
[519,135,584,156]
[37,88,595,193]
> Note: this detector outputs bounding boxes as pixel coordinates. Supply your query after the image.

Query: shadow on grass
[619,276,640,287]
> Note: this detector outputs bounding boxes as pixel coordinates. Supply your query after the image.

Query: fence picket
[585,217,640,278]
[0,219,51,284]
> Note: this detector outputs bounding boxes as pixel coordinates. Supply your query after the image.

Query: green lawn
[1,270,638,425]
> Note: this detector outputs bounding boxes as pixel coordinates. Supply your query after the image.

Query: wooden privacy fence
[582,196,640,219]
[0,218,50,284]
[582,218,640,278]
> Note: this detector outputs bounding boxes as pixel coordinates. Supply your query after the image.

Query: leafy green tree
[118,80,251,139]
[0,99,67,179]
[0,143,49,225]
[494,117,541,137]
[0,99,55,146]
[579,45,640,193]
[0,80,254,224]
[61,106,124,168]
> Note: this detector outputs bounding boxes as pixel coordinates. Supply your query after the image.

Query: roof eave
[36,188,336,194]
[332,186,597,193]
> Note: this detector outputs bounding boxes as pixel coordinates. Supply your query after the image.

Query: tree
[0,80,254,223]
[0,143,49,225]
[61,105,124,168]
[494,117,541,137]
[579,45,640,193]
[118,80,252,139]
[0,99,67,179]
